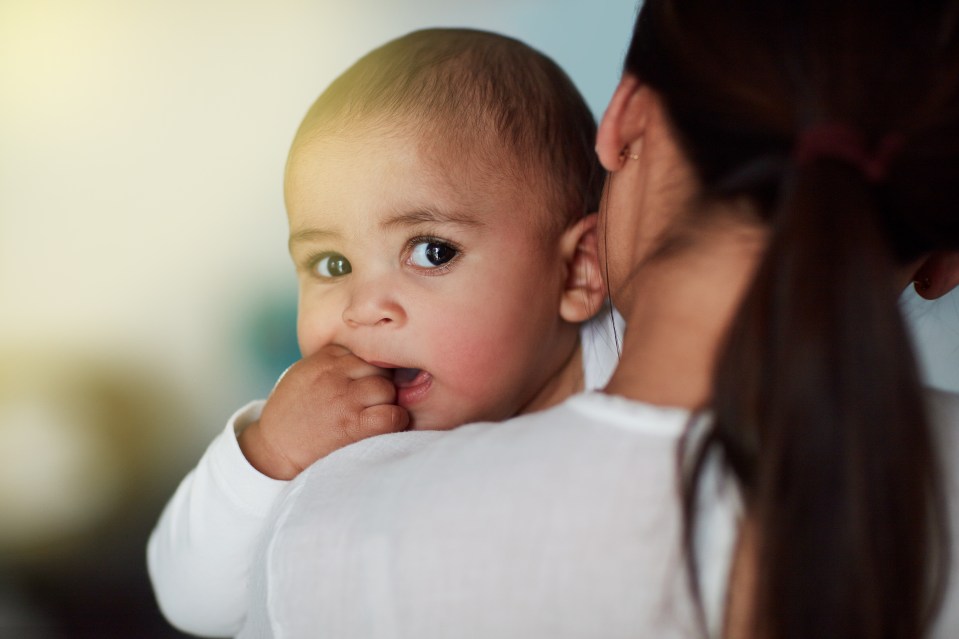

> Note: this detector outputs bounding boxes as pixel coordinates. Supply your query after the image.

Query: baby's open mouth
[386,366,433,410]
[392,367,430,388]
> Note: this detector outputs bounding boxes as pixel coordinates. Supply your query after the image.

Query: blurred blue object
[241,288,300,394]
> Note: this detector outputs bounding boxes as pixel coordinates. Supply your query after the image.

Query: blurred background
[1,0,957,636]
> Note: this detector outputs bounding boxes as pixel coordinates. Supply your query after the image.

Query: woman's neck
[604,224,765,409]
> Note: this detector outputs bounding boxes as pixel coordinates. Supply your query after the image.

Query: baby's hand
[238,344,409,480]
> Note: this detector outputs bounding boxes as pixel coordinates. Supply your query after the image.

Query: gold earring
[619,146,639,162]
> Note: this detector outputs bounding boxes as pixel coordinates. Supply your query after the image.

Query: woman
[241,1,959,637]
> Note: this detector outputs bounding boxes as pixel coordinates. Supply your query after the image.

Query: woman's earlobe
[912,251,959,300]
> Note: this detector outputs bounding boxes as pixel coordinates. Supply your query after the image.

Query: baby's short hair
[292,28,603,234]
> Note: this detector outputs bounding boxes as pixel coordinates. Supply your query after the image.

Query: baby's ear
[558,213,605,323]
[912,250,959,300]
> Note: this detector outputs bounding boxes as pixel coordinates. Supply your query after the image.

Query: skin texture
[239,124,605,479]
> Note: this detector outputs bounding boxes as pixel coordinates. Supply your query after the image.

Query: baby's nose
[342,287,406,328]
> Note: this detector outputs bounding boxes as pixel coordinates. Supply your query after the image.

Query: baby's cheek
[295,321,325,358]
[296,298,342,358]
[431,329,528,416]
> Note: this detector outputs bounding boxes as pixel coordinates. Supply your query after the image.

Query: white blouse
[240,388,959,639]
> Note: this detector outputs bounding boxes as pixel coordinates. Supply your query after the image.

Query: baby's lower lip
[393,369,432,407]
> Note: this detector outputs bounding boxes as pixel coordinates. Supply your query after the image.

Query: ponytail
[698,160,948,638]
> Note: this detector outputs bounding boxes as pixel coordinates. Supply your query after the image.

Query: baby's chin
[407,413,464,432]
[406,404,509,432]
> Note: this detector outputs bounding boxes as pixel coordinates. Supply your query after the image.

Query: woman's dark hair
[624,1,959,637]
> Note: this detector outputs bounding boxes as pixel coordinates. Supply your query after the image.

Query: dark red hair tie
[795,122,904,183]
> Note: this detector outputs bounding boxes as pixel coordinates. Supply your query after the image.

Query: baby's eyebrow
[288,227,339,251]
[380,208,485,230]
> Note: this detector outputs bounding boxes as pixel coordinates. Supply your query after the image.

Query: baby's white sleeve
[147,400,288,637]
[581,304,625,390]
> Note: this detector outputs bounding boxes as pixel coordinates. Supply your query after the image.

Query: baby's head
[285,28,604,430]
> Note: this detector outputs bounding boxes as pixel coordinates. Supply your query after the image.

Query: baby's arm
[147,401,285,637]
[148,344,409,636]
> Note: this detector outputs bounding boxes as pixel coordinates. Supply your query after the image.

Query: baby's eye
[313,253,352,278]
[409,240,458,268]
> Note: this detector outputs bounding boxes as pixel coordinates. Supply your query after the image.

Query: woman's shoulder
[927,386,959,425]
[927,386,959,458]
[279,392,693,530]
[925,387,959,638]
[253,394,700,638]
[400,391,692,476]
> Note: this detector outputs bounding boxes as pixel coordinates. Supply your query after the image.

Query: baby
[148,28,617,637]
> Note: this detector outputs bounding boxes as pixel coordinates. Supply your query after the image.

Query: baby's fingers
[358,404,410,437]
[344,375,407,440]
[349,373,397,406]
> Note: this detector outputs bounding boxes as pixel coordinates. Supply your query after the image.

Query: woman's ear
[596,74,651,172]
[558,213,606,323]
[912,250,959,299]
